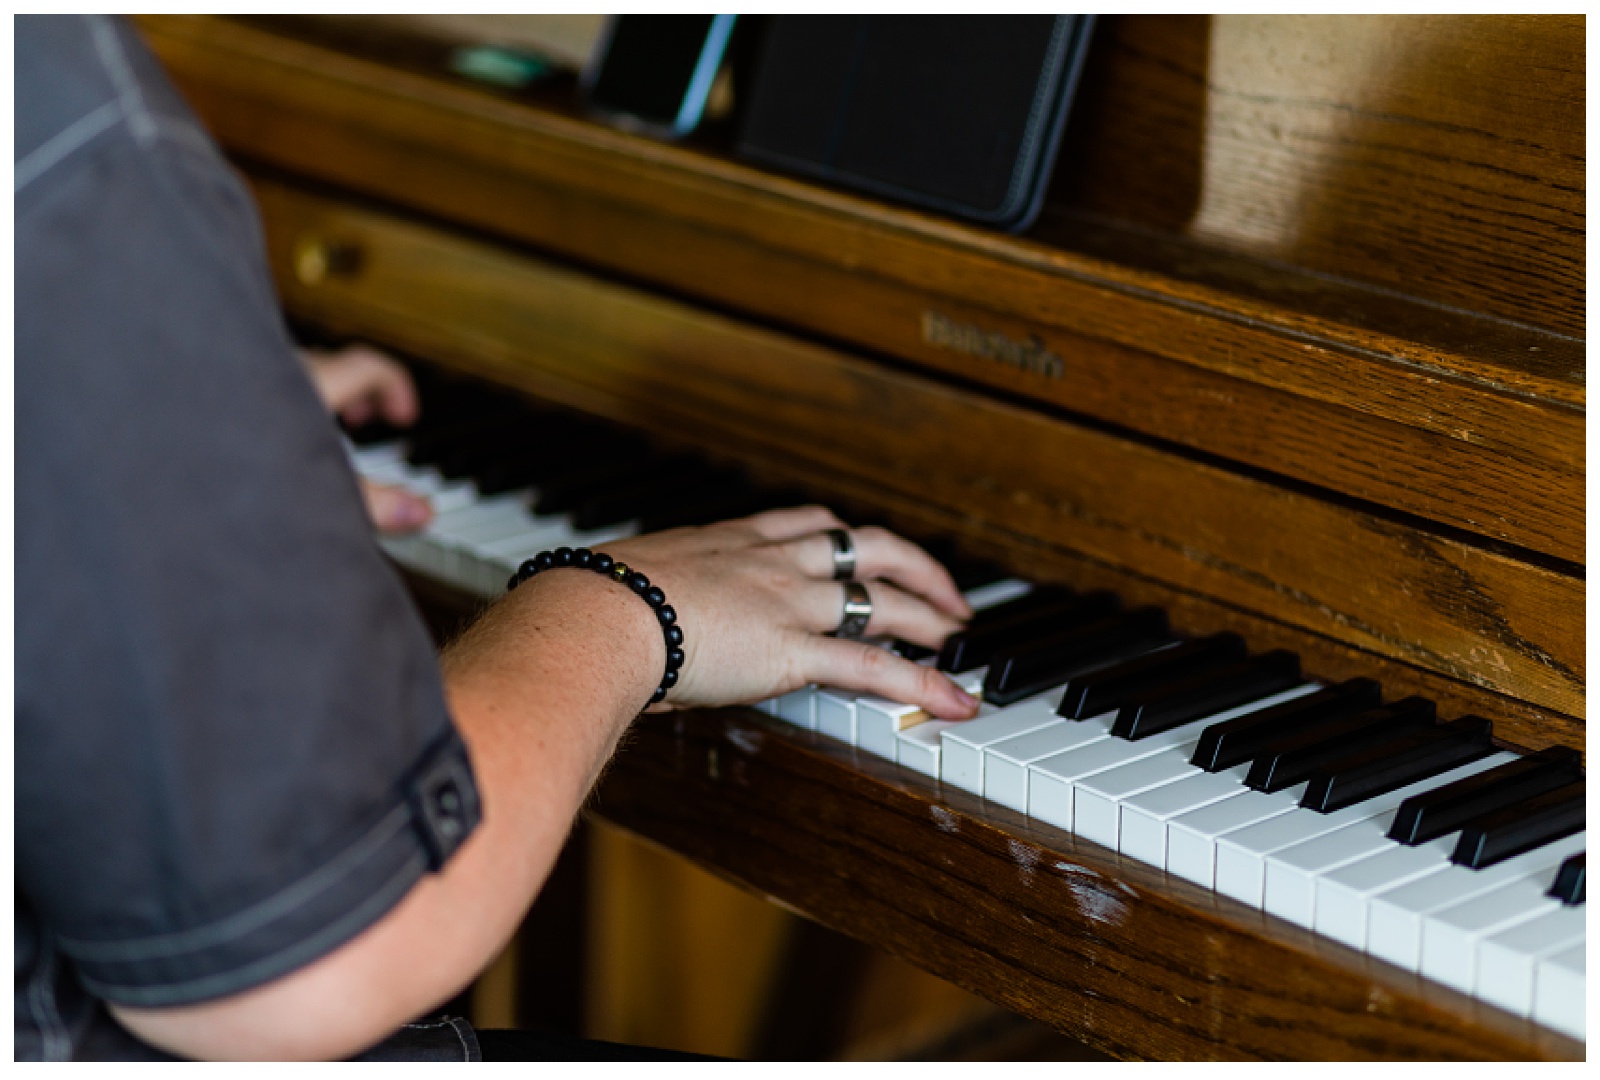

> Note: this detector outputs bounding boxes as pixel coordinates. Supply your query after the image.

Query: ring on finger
[832,581,872,640]
[827,528,857,581]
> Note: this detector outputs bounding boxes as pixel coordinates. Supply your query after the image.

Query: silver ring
[833,581,872,640]
[827,528,856,581]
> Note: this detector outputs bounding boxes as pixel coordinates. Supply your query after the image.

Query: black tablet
[737,15,1096,233]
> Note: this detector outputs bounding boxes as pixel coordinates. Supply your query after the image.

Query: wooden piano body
[136,15,1584,1059]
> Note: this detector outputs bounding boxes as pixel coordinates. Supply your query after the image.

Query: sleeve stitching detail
[58,803,412,961]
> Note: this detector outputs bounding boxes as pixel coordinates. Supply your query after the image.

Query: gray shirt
[15,15,481,1060]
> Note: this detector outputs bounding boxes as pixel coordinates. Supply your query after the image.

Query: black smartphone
[583,15,738,139]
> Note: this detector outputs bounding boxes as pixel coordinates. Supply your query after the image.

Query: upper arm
[16,22,481,1053]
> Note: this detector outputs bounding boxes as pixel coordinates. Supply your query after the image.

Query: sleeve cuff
[58,727,481,1007]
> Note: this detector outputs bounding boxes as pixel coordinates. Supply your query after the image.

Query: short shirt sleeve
[15,18,480,1008]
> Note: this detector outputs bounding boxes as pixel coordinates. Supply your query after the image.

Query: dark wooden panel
[245,178,1585,725]
[591,707,1581,1060]
[138,15,1584,564]
[1052,15,1584,338]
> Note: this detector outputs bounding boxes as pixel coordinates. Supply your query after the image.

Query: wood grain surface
[1050,15,1584,338]
[138,15,1584,565]
[591,706,1583,1060]
[247,178,1585,730]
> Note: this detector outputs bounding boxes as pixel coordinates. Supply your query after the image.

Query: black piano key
[981,608,1172,707]
[530,449,676,514]
[572,465,741,529]
[1451,781,1586,869]
[1056,633,1247,721]
[1111,650,1302,741]
[432,424,541,480]
[440,413,613,493]
[636,487,784,532]
[1243,697,1435,793]
[948,558,1010,593]
[1387,745,1583,845]
[936,590,1115,674]
[1547,854,1585,905]
[891,639,938,662]
[1190,678,1381,773]
[342,416,408,447]
[1298,715,1494,813]
[966,585,1076,629]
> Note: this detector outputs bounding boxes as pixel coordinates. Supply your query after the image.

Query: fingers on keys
[786,526,972,621]
[802,635,979,719]
[798,579,963,647]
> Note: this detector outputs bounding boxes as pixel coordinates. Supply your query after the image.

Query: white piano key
[1165,787,1305,888]
[426,491,535,531]
[855,694,929,759]
[1072,747,1200,850]
[347,439,405,469]
[485,525,584,567]
[1420,877,1570,992]
[773,686,818,729]
[1474,905,1586,1018]
[1365,831,1585,972]
[814,688,861,744]
[1532,943,1585,1040]
[895,719,958,777]
[433,501,541,546]
[1025,716,1209,834]
[397,465,474,507]
[982,712,1115,814]
[1313,834,1459,949]
[356,459,413,488]
[1119,765,1252,869]
[944,665,987,700]
[421,479,480,514]
[961,578,1032,612]
[377,531,441,579]
[940,692,1066,795]
[1263,753,1518,926]
[1072,684,1319,852]
[1213,757,1502,909]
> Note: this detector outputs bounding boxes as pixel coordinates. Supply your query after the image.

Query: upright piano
[136,15,1584,1059]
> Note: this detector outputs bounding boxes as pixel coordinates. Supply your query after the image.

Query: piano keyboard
[342,377,1586,1044]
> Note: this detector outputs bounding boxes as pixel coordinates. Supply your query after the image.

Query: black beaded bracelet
[506,547,684,704]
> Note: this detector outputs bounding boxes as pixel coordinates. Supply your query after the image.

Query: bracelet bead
[506,548,681,708]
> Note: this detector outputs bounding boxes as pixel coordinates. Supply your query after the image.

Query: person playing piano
[15,15,980,1062]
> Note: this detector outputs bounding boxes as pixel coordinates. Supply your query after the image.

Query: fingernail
[954,687,980,712]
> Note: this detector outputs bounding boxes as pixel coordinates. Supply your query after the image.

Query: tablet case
[737,15,1096,233]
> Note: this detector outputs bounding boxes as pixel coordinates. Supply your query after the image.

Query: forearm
[112,570,660,1060]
